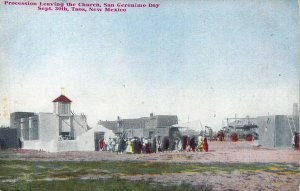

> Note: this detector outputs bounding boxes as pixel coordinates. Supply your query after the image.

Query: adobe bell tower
[52,94,72,116]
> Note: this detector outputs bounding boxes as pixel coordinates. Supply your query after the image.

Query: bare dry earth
[3,142,299,164]
[1,141,299,191]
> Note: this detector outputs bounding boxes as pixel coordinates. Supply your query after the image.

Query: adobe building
[224,113,299,148]
[257,115,299,148]
[0,127,18,149]
[10,94,104,152]
[99,113,178,139]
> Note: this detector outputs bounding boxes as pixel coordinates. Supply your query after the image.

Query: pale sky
[0,0,299,130]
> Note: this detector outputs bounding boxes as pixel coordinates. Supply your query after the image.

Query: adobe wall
[38,113,59,142]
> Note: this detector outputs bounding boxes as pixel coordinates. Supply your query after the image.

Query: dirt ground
[1,141,299,191]
[2,141,299,164]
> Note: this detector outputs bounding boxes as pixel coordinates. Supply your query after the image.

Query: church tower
[52,94,72,116]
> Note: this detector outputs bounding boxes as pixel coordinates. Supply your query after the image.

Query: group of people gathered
[98,135,209,154]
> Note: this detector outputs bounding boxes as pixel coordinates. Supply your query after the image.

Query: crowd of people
[98,135,209,154]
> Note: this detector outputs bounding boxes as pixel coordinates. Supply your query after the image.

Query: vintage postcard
[0,0,299,190]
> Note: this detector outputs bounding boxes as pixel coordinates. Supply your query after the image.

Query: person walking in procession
[203,137,208,152]
[127,139,133,154]
[197,136,203,152]
[99,138,104,151]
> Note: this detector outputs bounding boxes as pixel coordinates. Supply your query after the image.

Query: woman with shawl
[145,139,150,154]
[127,139,133,154]
[197,136,203,152]
[190,137,195,152]
[203,137,208,152]
[99,138,104,151]
[156,137,162,153]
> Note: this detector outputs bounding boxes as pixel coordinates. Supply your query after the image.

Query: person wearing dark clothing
[194,136,198,151]
[138,140,142,154]
[119,138,126,154]
[294,132,299,150]
[18,138,23,149]
[152,138,157,153]
[133,139,138,154]
[182,136,188,151]
[190,137,195,152]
